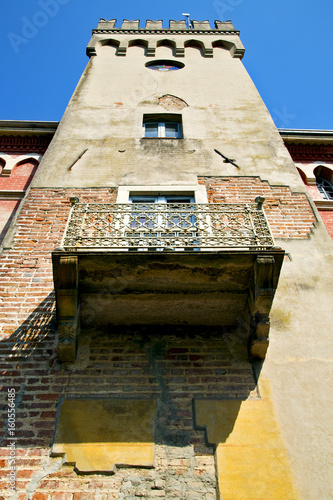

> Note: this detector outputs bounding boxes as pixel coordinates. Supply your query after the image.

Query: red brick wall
[0,159,41,245]
[306,184,322,200]
[198,176,317,238]
[0,179,320,497]
[298,161,333,239]
[0,200,20,244]
[0,187,258,498]
[0,160,39,191]
[158,94,188,110]
[318,210,333,239]
[1,328,253,498]
[0,188,117,335]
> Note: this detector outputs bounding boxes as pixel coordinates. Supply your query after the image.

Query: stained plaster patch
[52,399,155,473]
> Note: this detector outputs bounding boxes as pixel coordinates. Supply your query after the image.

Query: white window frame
[316,177,333,200]
[143,117,183,138]
[117,185,208,204]
[129,194,195,234]
[117,186,208,252]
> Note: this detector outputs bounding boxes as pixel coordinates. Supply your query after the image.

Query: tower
[1,18,332,499]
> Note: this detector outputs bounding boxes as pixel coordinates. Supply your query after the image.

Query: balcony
[61,199,275,251]
[52,198,284,362]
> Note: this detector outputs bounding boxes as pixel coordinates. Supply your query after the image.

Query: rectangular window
[164,123,181,138]
[143,114,182,138]
[144,123,159,138]
[116,185,209,251]
[128,194,196,250]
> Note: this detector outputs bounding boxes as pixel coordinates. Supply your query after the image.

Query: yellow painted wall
[52,399,155,473]
[196,377,298,500]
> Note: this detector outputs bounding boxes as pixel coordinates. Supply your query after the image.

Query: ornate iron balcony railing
[61,199,274,251]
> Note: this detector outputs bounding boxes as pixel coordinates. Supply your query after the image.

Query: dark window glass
[144,123,159,138]
[165,123,179,138]
[317,177,333,200]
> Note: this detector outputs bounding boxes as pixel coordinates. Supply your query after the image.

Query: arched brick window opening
[296,167,307,185]
[0,158,5,175]
[13,158,40,190]
[158,95,188,111]
[314,165,333,200]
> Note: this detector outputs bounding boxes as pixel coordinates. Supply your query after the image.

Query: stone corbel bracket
[53,253,79,362]
[249,253,284,359]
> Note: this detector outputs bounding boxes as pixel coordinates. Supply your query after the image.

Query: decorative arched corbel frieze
[0,153,41,176]
[184,39,205,57]
[175,41,185,57]
[147,40,156,57]
[212,38,245,59]
[156,38,177,57]
[86,34,99,57]
[87,35,122,57]
[117,40,128,56]
[204,46,214,58]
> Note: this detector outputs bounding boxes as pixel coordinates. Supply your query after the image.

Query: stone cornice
[92,29,240,36]
[284,143,333,162]
[314,199,333,211]
[0,190,25,200]
[0,120,58,134]
[279,129,333,144]
[0,135,53,154]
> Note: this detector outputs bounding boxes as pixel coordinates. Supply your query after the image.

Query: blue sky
[1,0,332,129]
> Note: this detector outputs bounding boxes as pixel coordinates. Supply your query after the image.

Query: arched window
[296,167,307,185]
[0,158,5,175]
[314,165,333,200]
[316,177,333,200]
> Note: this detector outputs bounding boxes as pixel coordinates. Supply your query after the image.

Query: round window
[145,60,184,71]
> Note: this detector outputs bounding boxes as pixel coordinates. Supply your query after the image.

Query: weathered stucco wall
[203,175,333,498]
[264,229,333,499]
[32,37,302,191]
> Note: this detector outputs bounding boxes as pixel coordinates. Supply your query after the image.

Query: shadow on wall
[0,200,21,245]
[0,293,58,447]
[0,292,57,367]
[0,296,260,477]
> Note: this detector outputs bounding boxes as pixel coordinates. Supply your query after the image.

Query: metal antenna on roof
[182,13,191,29]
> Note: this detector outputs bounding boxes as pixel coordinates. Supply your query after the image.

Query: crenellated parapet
[86,18,245,58]
[95,18,238,31]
